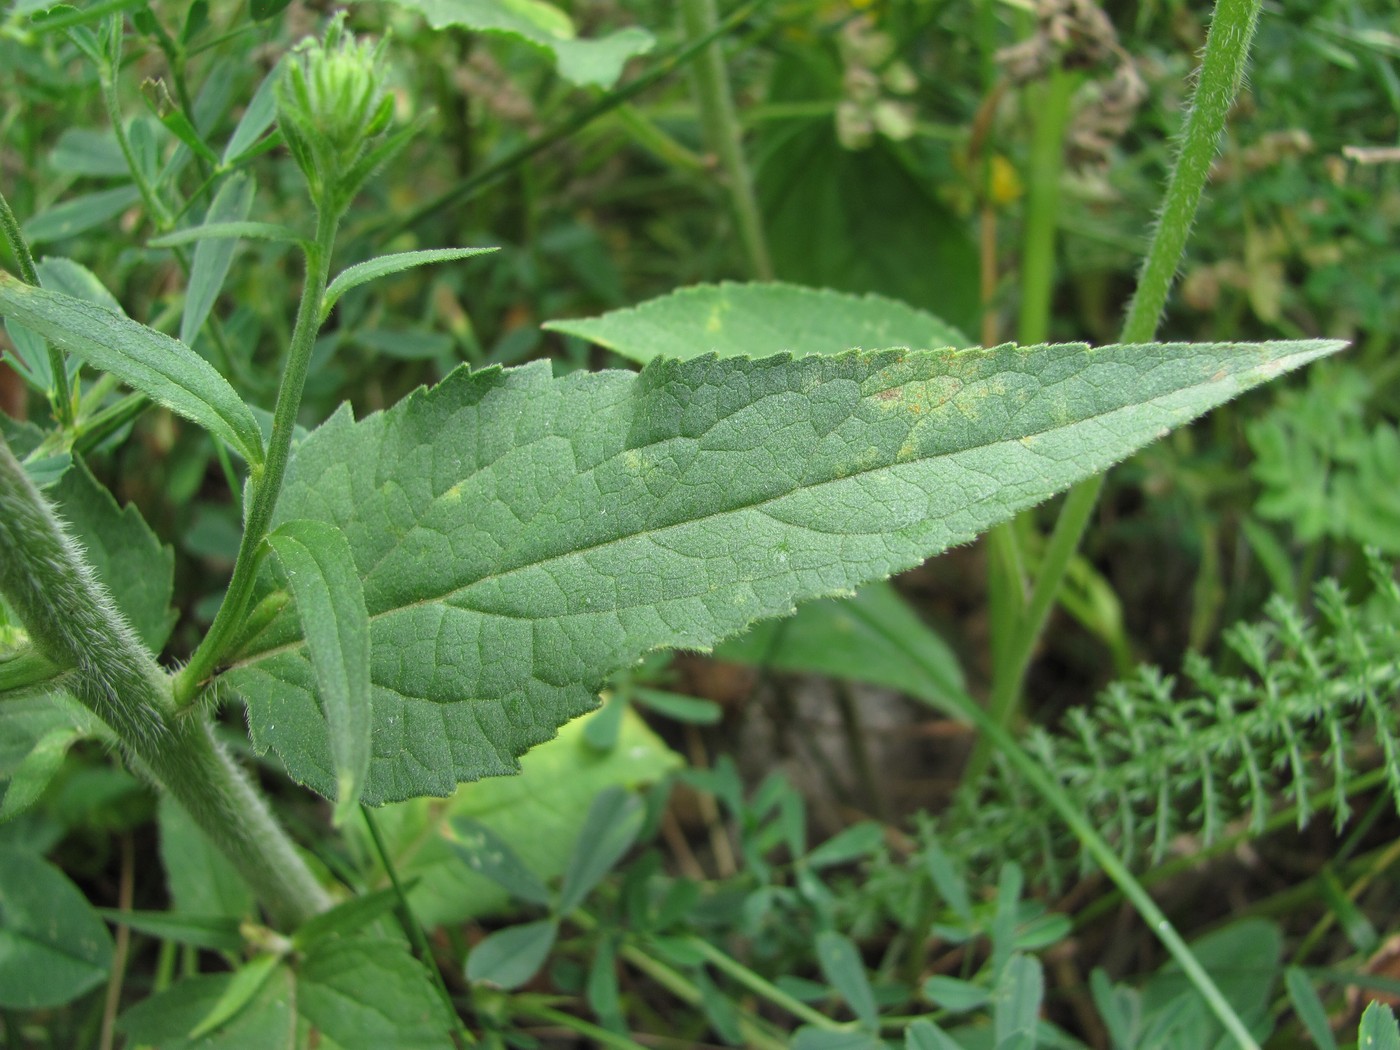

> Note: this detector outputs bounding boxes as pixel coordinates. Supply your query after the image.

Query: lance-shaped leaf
[221,339,1342,804]
[0,274,265,466]
[321,247,498,321]
[181,173,256,346]
[266,520,370,825]
[546,281,969,364]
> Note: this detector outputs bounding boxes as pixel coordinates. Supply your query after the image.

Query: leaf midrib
[228,375,1232,670]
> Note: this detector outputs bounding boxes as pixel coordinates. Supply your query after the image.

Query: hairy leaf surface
[223,340,1341,803]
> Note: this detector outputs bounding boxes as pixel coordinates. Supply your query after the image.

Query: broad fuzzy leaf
[546,281,969,364]
[223,340,1341,804]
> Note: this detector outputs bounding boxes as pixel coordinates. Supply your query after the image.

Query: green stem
[361,807,472,1046]
[0,437,330,928]
[982,0,1263,725]
[968,66,1077,787]
[0,187,74,425]
[570,911,788,1050]
[679,0,773,279]
[1122,0,1263,344]
[511,1004,650,1050]
[1016,67,1078,347]
[959,0,1265,1042]
[685,936,839,1030]
[927,682,1260,1050]
[100,43,172,231]
[175,205,338,703]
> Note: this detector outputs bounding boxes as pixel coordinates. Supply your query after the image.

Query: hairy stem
[679,0,773,279]
[175,204,338,702]
[0,437,330,927]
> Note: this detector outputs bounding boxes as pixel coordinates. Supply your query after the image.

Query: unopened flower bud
[276,13,392,210]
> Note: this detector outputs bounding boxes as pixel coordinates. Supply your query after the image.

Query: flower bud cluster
[275,13,393,213]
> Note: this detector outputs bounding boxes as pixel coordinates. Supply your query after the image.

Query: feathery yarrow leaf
[948,556,1400,887]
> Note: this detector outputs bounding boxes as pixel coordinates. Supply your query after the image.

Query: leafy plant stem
[510,1004,651,1050]
[360,805,471,1046]
[175,204,338,704]
[968,64,1079,788]
[1121,0,1263,345]
[386,0,763,237]
[966,0,1263,779]
[603,937,787,1049]
[1016,66,1078,348]
[679,0,773,279]
[928,680,1260,1048]
[0,185,74,425]
[0,436,331,927]
[684,935,840,1030]
[100,33,172,231]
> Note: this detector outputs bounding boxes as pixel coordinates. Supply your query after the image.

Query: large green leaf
[546,282,969,364]
[222,339,1341,804]
[372,0,653,88]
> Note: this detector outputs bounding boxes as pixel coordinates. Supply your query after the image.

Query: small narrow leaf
[267,520,370,825]
[22,185,141,244]
[1284,967,1338,1050]
[0,274,264,466]
[188,953,282,1039]
[95,910,244,953]
[922,975,991,1013]
[906,1019,964,1050]
[153,103,221,167]
[465,919,558,989]
[321,247,498,321]
[992,954,1044,1050]
[292,887,404,950]
[557,787,642,914]
[223,60,283,164]
[547,281,969,364]
[150,221,302,250]
[815,930,879,1030]
[181,174,256,346]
